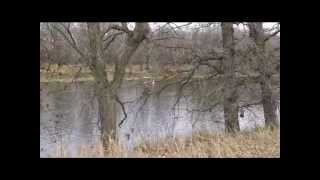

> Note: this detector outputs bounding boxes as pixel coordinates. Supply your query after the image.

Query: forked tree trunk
[248,23,278,128]
[87,23,150,150]
[221,22,240,133]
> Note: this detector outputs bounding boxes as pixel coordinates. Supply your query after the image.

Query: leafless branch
[115,95,128,128]
[187,101,220,113]
[51,24,84,57]
[239,101,262,109]
[171,22,193,29]
[154,81,179,97]
[150,36,183,41]
[103,32,124,51]
[166,23,180,37]
[101,23,132,39]
[61,23,79,51]
[172,63,200,109]
[121,22,130,32]
[193,51,223,74]
[153,43,193,50]
[264,29,280,42]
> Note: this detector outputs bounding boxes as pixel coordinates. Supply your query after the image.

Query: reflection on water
[40,80,279,157]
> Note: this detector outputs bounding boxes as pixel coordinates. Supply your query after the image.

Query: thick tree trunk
[91,65,118,150]
[248,23,278,128]
[221,23,240,133]
[96,85,118,148]
[260,77,278,128]
[87,23,118,150]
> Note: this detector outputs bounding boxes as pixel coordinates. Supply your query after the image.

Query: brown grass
[52,127,279,158]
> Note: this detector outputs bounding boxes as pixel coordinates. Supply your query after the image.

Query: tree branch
[264,29,280,42]
[101,23,132,41]
[172,63,199,109]
[103,32,124,51]
[114,95,128,128]
[61,23,79,51]
[150,36,183,41]
[51,24,84,57]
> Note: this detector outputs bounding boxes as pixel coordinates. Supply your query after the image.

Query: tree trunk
[221,23,240,133]
[260,77,278,128]
[248,23,278,128]
[145,43,153,72]
[87,23,118,149]
[96,85,118,148]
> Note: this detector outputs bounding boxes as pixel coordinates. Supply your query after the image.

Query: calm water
[40,80,280,157]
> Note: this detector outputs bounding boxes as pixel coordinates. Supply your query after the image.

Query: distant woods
[40,23,279,70]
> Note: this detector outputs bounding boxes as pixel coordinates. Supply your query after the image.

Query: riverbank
[53,127,279,158]
[41,64,185,83]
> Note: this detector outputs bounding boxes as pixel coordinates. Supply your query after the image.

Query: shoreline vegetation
[40,63,202,83]
[40,63,277,83]
[51,127,279,158]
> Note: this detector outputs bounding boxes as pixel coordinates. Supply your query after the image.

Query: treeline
[40,23,279,72]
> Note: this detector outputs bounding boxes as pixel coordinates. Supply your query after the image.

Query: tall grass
[52,127,279,158]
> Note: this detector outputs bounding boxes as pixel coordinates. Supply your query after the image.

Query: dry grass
[52,127,279,158]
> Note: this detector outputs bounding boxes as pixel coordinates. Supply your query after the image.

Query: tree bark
[96,85,118,147]
[221,23,240,133]
[248,23,278,128]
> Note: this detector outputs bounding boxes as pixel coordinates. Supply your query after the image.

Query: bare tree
[51,22,150,149]
[221,22,240,133]
[247,22,279,128]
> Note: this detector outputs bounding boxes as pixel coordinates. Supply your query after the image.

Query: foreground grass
[53,127,279,158]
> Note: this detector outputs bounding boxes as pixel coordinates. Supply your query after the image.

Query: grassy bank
[40,63,202,83]
[53,127,279,158]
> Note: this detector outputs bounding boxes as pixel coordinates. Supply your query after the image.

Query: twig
[115,95,128,128]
